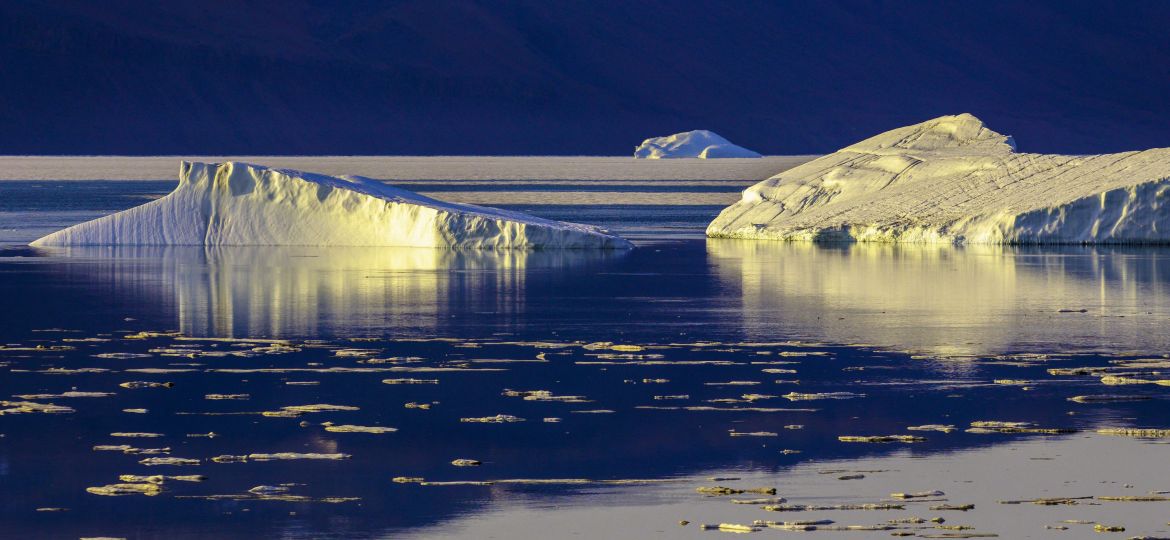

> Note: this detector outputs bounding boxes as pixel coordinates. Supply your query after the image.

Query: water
[2,161,1169,539]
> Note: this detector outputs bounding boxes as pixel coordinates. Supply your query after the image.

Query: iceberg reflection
[708,240,1170,356]
[45,246,623,337]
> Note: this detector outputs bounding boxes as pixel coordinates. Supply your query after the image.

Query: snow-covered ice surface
[29,161,632,249]
[633,130,762,159]
[708,113,1170,244]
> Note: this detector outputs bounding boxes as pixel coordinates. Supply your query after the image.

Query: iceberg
[30,161,632,249]
[633,130,762,159]
[707,113,1170,244]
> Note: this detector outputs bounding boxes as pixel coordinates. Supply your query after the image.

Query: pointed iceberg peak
[634,130,762,159]
[843,113,1016,154]
[31,161,632,249]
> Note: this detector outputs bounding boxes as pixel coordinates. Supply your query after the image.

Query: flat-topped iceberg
[707,113,1170,244]
[31,161,632,249]
[634,130,762,159]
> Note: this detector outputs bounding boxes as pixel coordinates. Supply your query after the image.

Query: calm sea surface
[1,158,1169,539]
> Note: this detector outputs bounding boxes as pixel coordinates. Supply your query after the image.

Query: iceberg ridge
[707,114,1170,244]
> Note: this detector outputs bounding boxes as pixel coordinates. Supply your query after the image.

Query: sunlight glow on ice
[634,130,762,159]
[708,113,1170,244]
[30,162,632,249]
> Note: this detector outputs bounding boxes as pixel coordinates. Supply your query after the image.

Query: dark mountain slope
[2,1,1169,155]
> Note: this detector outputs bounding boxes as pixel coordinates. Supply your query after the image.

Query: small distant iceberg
[31,162,632,249]
[708,113,1170,244]
[634,130,762,159]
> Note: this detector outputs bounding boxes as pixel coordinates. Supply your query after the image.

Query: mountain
[3,1,1170,155]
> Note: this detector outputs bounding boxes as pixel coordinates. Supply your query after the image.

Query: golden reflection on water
[707,239,1170,356]
[37,242,1170,353]
[54,246,620,337]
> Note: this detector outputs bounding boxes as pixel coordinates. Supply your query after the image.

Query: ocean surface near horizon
[2,157,1170,539]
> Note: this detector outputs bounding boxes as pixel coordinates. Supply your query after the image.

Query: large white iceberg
[30,161,632,249]
[707,113,1170,244]
[633,130,762,159]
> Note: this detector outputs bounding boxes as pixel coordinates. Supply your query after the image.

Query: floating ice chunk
[279,404,359,413]
[708,113,1170,244]
[323,424,397,434]
[1096,427,1170,438]
[13,391,114,399]
[782,392,863,401]
[86,483,163,496]
[138,457,200,466]
[211,453,350,462]
[838,435,925,443]
[460,414,525,423]
[634,130,762,159]
[119,474,205,484]
[31,161,631,249]
[890,490,945,499]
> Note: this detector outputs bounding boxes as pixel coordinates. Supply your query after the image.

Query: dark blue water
[3,313,1167,538]
[3,182,1170,539]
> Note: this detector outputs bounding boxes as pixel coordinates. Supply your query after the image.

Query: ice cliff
[31,161,632,249]
[634,130,762,159]
[707,113,1170,244]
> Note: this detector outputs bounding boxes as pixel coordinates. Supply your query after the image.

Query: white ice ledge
[634,130,762,159]
[707,113,1170,245]
[31,161,632,249]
